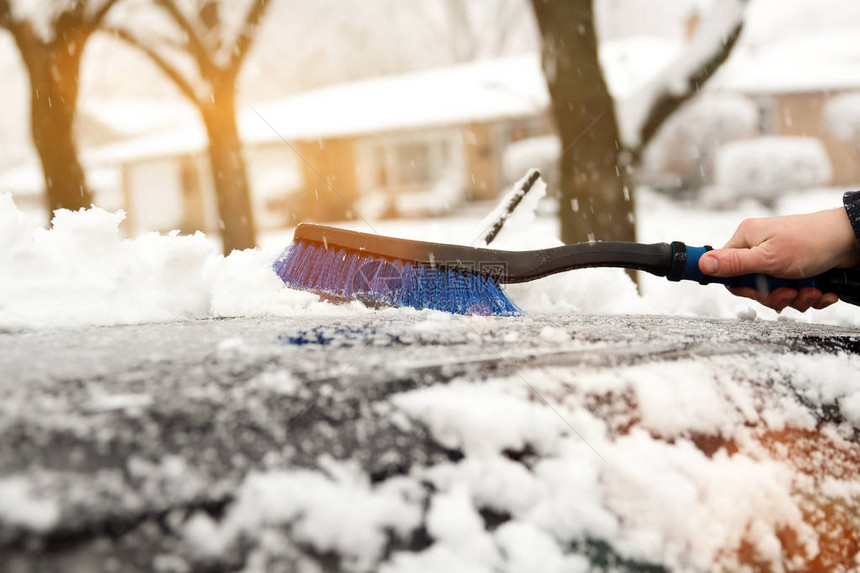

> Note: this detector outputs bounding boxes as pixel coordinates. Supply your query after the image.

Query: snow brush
[272,224,860,316]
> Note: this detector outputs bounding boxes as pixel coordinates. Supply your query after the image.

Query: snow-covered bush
[823,91,860,143]
[708,136,832,207]
[355,171,468,220]
[644,95,758,188]
[502,135,560,188]
[395,171,467,218]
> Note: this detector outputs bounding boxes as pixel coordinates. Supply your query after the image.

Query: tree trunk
[202,83,257,255]
[22,34,93,216]
[531,0,635,246]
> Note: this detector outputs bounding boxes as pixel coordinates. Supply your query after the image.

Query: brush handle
[668,242,860,307]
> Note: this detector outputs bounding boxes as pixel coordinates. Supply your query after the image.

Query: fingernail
[701,256,719,274]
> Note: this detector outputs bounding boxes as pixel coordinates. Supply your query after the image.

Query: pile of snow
[184,461,422,570]
[0,193,363,329]
[708,137,833,207]
[5,180,860,329]
[0,476,60,532]
[170,350,860,571]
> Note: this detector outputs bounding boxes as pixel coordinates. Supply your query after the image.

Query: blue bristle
[272,240,522,316]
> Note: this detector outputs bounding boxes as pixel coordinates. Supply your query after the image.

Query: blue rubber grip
[675,244,820,293]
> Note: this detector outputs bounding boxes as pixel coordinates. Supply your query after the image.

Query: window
[361,133,460,194]
[395,142,433,187]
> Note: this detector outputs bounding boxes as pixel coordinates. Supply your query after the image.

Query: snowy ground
[6,184,860,331]
[3,187,860,571]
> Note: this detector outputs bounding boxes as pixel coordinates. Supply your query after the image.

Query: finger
[700,246,772,277]
[812,293,839,310]
[763,287,799,313]
[790,287,822,313]
[723,219,757,249]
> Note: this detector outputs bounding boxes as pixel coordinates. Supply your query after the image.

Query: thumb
[699,247,771,277]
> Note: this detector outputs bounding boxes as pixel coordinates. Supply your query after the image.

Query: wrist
[842,191,860,246]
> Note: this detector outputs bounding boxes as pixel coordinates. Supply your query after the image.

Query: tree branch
[229,0,270,72]
[107,27,200,105]
[630,21,744,162]
[154,0,216,76]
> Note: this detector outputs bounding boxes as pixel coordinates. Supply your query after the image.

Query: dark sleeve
[843,191,860,246]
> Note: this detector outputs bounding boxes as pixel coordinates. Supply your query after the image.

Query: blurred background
[1,0,860,254]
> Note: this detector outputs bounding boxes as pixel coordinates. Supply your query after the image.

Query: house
[84,56,553,236]
[4,41,682,236]
[710,30,860,186]
[0,99,199,225]
[83,41,681,237]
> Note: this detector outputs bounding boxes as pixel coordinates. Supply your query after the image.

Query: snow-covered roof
[714,30,860,95]
[247,55,549,143]
[86,56,546,166]
[87,43,680,167]
[85,127,205,166]
[739,0,860,47]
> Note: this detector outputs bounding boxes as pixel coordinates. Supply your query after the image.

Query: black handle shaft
[505,242,674,282]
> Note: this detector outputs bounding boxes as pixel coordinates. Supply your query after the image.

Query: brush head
[272,231,522,316]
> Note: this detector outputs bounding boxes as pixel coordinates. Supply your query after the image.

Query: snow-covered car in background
[704,136,833,208]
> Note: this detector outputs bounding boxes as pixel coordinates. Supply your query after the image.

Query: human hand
[698,208,860,312]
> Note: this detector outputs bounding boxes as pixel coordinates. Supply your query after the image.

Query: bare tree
[530,0,745,247]
[110,0,270,254]
[0,0,119,215]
